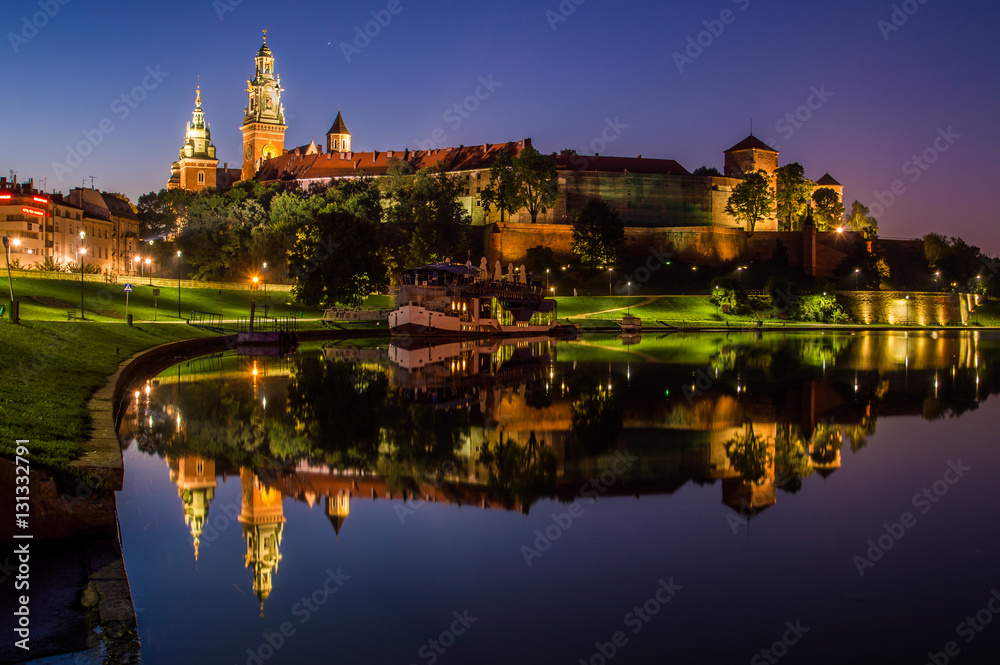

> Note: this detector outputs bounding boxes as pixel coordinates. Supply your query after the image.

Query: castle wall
[836,291,976,325]
[489,224,861,278]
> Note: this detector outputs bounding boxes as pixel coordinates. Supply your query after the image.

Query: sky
[2,0,998,252]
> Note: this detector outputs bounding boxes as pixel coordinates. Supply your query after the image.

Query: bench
[67,310,80,320]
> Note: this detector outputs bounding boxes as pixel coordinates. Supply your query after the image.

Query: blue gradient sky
[3,0,998,251]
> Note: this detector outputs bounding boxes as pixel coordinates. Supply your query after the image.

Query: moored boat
[389,260,558,336]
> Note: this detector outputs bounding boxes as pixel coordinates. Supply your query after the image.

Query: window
[198,171,205,184]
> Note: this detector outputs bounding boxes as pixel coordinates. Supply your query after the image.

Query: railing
[235,316,298,333]
[322,307,390,322]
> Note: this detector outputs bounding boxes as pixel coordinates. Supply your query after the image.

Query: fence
[8,269,293,292]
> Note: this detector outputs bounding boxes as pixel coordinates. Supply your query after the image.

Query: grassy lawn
[556,295,761,325]
[6,276,330,322]
[0,278,392,471]
[0,320,216,470]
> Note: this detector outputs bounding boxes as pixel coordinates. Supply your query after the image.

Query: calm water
[115,332,1000,664]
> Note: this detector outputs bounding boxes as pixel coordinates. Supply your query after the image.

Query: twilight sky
[3,0,998,251]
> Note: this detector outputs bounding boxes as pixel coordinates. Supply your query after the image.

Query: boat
[389,260,560,336]
[619,314,642,333]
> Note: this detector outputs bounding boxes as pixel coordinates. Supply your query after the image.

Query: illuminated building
[240,30,287,182]
[167,87,224,193]
[239,468,285,607]
[167,456,217,560]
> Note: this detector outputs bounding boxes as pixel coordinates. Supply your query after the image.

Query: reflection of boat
[389,262,559,336]
[388,336,551,405]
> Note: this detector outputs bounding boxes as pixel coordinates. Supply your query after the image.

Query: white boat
[389,261,560,336]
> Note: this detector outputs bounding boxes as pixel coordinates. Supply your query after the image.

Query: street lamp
[78,231,86,320]
[145,258,152,285]
[3,236,14,303]
[737,266,744,287]
[855,268,860,290]
[262,262,268,306]
[608,267,613,296]
[176,250,182,319]
[627,281,632,315]
[545,268,550,291]
[905,295,910,326]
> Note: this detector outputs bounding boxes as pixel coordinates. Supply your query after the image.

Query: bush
[791,294,852,323]
[710,277,751,315]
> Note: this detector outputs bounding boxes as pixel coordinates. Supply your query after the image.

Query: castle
[167,31,852,275]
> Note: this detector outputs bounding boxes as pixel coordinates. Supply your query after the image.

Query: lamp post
[737,266,744,287]
[855,268,860,290]
[262,262,268,306]
[78,231,86,320]
[608,267,613,296]
[176,250,182,319]
[146,258,152,285]
[545,268,549,292]
[3,236,14,302]
[905,295,910,326]
[627,281,632,315]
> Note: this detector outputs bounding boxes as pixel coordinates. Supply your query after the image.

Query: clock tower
[240,30,287,181]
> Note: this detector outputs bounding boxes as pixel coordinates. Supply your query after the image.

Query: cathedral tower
[326,111,351,153]
[167,86,219,192]
[241,30,287,181]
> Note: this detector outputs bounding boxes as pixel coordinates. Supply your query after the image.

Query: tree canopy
[811,188,845,231]
[724,170,774,235]
[571,199,625,267]
[775,163,814,231]
[481,146,559,224]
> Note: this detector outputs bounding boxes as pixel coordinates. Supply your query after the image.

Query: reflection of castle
[239,468,285,607]
[167,456,217,560]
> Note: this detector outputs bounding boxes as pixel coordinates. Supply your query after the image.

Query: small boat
[619,314,642,333]
[389,260,559,337]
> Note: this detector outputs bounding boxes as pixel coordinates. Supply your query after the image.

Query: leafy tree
[692,165,721,176]
[924,233,983,289]
[844,200,878,240]
[811,188,845,231]
[36,256,63,272]
[571,199,625,267]
[384,168,471,271]
[137,188,192,240]
[480,149,519,224]
[514,146,560,223]
[724,170,774,235]
[478,435,557,511]
[710,277,752,315]
[482,146,559,224]
[524,246,555,275]
[775,163,814,231]
[288,209,387,307]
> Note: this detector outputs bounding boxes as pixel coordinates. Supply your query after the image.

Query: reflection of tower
[167,456,217,561]
[239,468,285,608]
[325,490,350,537]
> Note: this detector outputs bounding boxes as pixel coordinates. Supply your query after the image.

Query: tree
[692,165,722,176]
[137,188,192,240]
[384,168,472,271]
[724,170,774,235]
[571,199,625,267]
[482,146,559,224]
[844,200,879,240]
[287,209,387,308]
[480,149,519,224]
[775,163,814,231]
[514,146,559,223]
[811,188,845,231]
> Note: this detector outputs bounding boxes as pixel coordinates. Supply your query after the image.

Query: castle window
[198,172,205,184]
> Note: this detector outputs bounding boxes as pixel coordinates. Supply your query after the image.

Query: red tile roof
[256,140,532,182]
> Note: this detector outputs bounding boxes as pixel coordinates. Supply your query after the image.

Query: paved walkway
[568,296,662,319]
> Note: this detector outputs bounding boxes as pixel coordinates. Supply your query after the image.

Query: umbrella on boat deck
[519,264,527,284]
[494,260,502,281]
[507,263,514,281]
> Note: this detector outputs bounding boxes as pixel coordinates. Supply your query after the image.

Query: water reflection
[118,331,1000,611]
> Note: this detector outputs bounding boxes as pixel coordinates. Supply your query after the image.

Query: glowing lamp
[33,197,48,204]
[22,207,44,216]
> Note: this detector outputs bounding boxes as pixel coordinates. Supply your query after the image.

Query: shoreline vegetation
[2,276,999,472]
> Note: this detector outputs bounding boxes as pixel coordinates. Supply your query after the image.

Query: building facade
[167,87,220,193]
